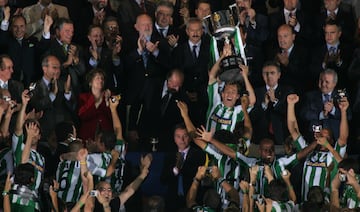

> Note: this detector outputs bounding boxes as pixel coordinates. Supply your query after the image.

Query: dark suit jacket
[268,9,309,45]
[0,30,41,87]
[312,3,356,46]
[160,145,206,211]
[310,42,354,90]
[117,0,156,53]
[251,84,294,144]
[39,38,86,96]
[299,90,352,141]
[28,78,77,139]
[267,44,310,94]
[172,38,210,126]
[84,45,124,94]
[76,2,117,46]
[245,13,269,47]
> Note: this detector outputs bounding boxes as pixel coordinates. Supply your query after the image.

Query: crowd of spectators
[1,0,360,211]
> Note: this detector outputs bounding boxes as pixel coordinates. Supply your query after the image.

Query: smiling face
[11,16,26,39]
[43,56,61,81]
[259,139,275,164]
[318,72,336,94]
[0,57,13,82]
[135,14,153,38]
[58,23,74,45]
[88,26,104,47]
[221,83,240,108]
[90,72,105,90]
[155,5,173,28]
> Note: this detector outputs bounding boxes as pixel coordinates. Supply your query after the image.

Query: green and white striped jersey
[111,139,126,194]
[271,200,295,212]
[12,134,44,191]
[56,160,83,203]
[0,147,13,183]
[10,184,39,211]
[300,135,346,201]
[206,82,252,132]
[87,152,112,185]
[235,152,298,196]
[340,175,360,209]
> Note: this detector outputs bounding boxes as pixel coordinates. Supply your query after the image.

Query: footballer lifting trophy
[206,4,247,82]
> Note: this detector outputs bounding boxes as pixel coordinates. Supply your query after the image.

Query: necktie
[160,91,171,116]
[177,152,185,196]
[62,44,68,55]
[329,46,336,56]
[158,28,165,38]
[142,50,149,68]
[324,94,330,103]
[192,45,198,60]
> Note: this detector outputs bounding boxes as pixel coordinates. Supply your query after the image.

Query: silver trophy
[207,5,247,83]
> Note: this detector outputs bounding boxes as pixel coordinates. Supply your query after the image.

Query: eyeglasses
[99,187,112,192]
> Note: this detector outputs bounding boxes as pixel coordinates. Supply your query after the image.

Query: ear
[349,168,355,176]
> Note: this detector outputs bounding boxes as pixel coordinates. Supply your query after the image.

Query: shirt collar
[284,8,296,15]
[42,77,51,87]
[327,42,339,50]
[179,146,190,159]
[266,84,278,90]
[327,8,339,16]
[188,40,201,48]
[0,80,8,88]
[155,23,169,31]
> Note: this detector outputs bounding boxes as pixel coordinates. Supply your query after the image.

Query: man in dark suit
[251,60,294,144]
[117,0,156,53]
[0,14,41,88]
[126,13,171,147]
[161,123,206,211]
[84,22,123,94]
[0,55,24,104]
[300,68,351,141]
[76,0,117,46]
[235,0,268,47]
[310,19,353,90]
[268,0,310,48]
[268,24,309,95]
[153,1,179,51]
[39,17,86,97]
[312,0,356,46]
[28,55,76,141]
[172,17,210,127]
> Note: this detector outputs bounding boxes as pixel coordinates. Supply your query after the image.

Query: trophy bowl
[219,55,244,82]
[210,10,236,40]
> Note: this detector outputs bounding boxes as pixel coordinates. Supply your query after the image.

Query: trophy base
[219,55,244,82]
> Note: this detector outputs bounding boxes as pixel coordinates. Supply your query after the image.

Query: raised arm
[21,122,39,164]
[241,95,253,140]
[240,64,256,106]
[196,126,236,159]
[14,90,30,136]
[337,97,349,147]
[109,95,123,140]
[287,94,300,141]
[186,166,206,208]
[208,43,231,84]
[118,153,152,205]
[281,170,296,203]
